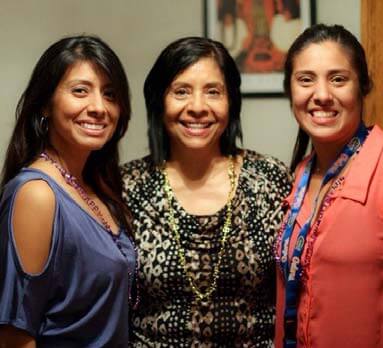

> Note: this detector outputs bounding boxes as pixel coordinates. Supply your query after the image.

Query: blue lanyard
[280,122,368,348]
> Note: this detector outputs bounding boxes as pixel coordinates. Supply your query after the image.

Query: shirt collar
[339,125,383,203]
[283,125,383,207]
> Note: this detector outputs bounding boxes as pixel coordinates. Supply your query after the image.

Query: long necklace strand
[162,156,236,302]
[40,152,112,232]
[40,151,140,308]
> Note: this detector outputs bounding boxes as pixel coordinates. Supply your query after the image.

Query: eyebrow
[170,81,225,88]
[65,79,113,88]
[65,79,90,85]
[294,69,351,75]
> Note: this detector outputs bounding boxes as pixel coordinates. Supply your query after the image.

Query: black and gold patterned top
[121,150,291,347]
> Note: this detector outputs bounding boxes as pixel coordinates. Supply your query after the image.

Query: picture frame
[204,0,316,97]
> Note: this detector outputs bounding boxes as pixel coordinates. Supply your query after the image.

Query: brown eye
[72,87,88,96]
[298,75,314,85]
[331,75,347,85]
[104,89,117,101]
[208,88,220,95]
[172,87,190,99]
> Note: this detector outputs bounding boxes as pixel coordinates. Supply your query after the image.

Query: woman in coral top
[275,24,383,348]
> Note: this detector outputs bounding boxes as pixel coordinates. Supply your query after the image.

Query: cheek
[111,116,120,132]
[222,110,230,128]
[291,84,308,106]
[162,106,174,133]
[291,98,304,119]
[290,99,308,128]
[340,88,361,111]
[164,99,184,122]
[212,99,229,120]
[291,88,310,119]
[111,106,121,123]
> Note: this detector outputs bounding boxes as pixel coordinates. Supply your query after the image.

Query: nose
[187,92,208,116]
[313,80,333,105]
[87,92,106,117]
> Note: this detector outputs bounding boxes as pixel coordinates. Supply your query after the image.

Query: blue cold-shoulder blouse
[0,168,135,347]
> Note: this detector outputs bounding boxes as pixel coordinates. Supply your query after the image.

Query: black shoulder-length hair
[284,24,373,171]
[144,36,242,165]
[1,35,132,230]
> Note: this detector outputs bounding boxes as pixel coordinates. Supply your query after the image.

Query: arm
[12,180,55,274]
[0,180,55,346]
[0,326,36,348]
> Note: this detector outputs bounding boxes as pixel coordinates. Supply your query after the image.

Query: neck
[166,146,227,180]
[45,146,89,183]
[312,122,363,175]
[312,138,350,176]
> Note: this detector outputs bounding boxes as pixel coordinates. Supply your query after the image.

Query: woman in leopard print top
[121,37,291,347]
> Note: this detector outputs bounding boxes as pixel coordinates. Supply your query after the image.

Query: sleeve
[120,156,153,211]
[262,156,293,237]
[0,180,57,337]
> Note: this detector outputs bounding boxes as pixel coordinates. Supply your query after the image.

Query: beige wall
[0,0,360,167]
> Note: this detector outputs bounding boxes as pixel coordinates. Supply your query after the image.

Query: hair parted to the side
[284,23,373,171]
[144,36,243,165]
[1,35,132,231]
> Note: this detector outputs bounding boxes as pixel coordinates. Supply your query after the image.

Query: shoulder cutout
[12,180,55,275]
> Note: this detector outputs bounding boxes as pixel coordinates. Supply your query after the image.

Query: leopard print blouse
[121,150,291,347]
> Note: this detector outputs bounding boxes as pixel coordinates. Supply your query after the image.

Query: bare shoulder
[0,325,36,348]
[15,179,55,201]
[12,180,56,274]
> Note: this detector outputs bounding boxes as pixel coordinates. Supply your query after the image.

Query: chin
[75,139,110,152]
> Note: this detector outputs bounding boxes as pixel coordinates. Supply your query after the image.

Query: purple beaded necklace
[40,151,140,308]
[40,152,113,232]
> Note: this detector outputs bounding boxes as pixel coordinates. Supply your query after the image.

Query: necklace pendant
[197,297,210,307]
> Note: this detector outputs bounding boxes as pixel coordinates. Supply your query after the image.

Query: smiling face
[163,57,229,157]
[47,60,120,156]
[291,40,362,149]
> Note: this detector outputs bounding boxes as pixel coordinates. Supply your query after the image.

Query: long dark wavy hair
[144,36,243,165]
[284,24,373,171]
[1,35,132,231]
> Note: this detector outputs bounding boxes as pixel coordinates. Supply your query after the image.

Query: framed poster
[204,0,316,96]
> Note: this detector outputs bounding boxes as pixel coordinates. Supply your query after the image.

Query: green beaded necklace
[162,156,236,302]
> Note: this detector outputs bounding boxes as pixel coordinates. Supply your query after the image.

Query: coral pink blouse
[275,126,383,348]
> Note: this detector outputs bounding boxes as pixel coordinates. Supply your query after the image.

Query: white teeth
[184,122,210,129]
[81,122,104,130]
[312,111,337,118]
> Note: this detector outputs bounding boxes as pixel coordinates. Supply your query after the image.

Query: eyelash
[331,76,347,84]
[104,90,116,100]
[208,89,221,95]
[174,88,188,95]
[71,87,117,101]
[171,88,223,99]
[296,77,313,87]
[296,75,348,86]
[72,87,88,95]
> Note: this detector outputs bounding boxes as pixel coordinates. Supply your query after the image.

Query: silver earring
[39,115,49,135]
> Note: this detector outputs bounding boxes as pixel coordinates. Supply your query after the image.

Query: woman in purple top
[0,35,136,347]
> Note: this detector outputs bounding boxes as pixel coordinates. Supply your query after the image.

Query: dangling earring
[39,115,49,136]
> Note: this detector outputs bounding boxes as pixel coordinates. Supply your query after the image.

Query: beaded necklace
[162,156,236,302]
[40,152,113,232]
[40,151,140,308]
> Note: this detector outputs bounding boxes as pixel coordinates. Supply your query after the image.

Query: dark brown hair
[1,35,132,231]
[144,36,242,164]
[284,24,372,171]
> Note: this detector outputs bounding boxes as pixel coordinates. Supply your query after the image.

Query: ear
[42,102,51,118]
